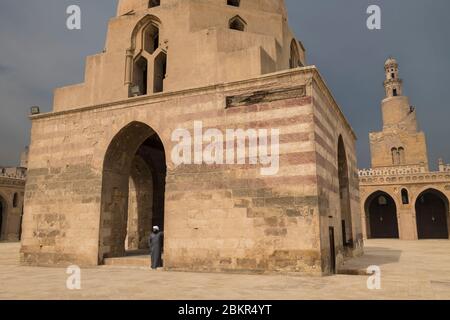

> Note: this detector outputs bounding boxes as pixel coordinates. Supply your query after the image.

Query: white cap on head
[153,226,160,231]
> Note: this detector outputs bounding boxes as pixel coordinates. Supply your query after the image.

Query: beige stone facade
[21,0,362,275]
[0,164,26,241]
[359,58,450,240]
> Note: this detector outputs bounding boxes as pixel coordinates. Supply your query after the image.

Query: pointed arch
[364,191,399,239]
[338,135,353,247]
[99,121,167,262]
[290,39,301,68]
[149,0,160,8]
[229,15,246,31]
[130,15,162,52]
[415,188,449,239]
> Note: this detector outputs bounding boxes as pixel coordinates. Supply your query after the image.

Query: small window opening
[398,147,405,165]
[401,189,409,205]
[133,56,148,96]
[154,52,167,93]
[143,25,159,55]
[149,0,160,8]
[13,193,19,208]
[229,16,246,31]
[227,0,240,7]
[290,40,301,69]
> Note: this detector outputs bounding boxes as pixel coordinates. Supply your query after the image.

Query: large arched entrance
[415,189,449,239]
[99,122,167,262]
[365,191,399,239]
[338,136,353,248]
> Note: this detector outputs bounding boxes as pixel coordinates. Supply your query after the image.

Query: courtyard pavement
[1,240,450,300]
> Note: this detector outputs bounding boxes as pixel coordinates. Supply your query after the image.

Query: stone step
[337,267,367,276]
[104,255,150,268]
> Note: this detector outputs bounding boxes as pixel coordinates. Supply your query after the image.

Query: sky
[0,0,449,169]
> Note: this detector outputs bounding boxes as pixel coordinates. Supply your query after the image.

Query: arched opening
[398,147,405,165]
[401,188,409,205]
[99,122,167,262]
[133,56,148,96]
[129,17,165,97]
[149,0,160,8]
[13,193,19,208]
[338,136,353,248]
[415,189,449,239]
[391,147,399,165]
[227,0,240,7]
[154,51,167,93]
[290,40,301,69]
[143,24,159,55]
[365,191,399,239]
[229,16,246,32]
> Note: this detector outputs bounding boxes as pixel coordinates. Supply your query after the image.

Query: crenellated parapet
[359,165,427,178]
[438,159,450,172]
[359,167,450,186]
[0,167,27,180]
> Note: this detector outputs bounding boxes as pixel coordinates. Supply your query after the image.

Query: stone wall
[21,68,360,275]
[311,77,363,273]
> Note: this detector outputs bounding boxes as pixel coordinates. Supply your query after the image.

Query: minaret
[53,0,305,110]
[369,57,429,170]
[380,57,417,131]
[384,57,403,98]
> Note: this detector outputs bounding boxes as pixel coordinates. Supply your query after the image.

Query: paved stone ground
[1,240,450,300]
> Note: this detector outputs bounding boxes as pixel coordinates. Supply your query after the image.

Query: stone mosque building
[359,58,450,240]
[20,0,363,275]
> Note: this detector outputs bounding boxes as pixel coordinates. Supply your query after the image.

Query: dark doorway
[338,136,353,247]
[415,189,449,239]
[366,191,399,239]
[99,122,167,262]
[329,227,336,274]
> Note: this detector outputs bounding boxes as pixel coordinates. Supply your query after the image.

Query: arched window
[290,40,301,69]
[398,147,405,165]
[154,52,167,93]
[227,0,240,7]
[149,0,160,8]
[13,193,19,208]
[143,24,159,55]
[229,16,246,32]
[391,147,399,165]
[338,136,353,248]
[133,56,148,96]
[401,189,409,205]
[129,17,167,97]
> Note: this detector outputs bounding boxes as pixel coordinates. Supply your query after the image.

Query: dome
[385,57,398,67]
